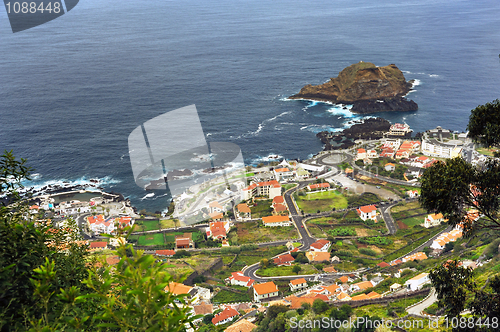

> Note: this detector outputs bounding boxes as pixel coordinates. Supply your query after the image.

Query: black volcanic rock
[290,62,418,114]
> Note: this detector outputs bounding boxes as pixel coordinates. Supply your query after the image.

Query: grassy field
[249,199,273,218]
[401,215,426,227]
[346,192,381,207]
[228,221,298,245]
[159,219,178,229]
[212,289,252,303]
[295,190,348,214]
[130,233,165,246]
[132,219,161,232]
[476,146,498,156]
[256,264,318,277]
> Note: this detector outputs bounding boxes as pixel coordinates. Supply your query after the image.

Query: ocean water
[1,0,500,212]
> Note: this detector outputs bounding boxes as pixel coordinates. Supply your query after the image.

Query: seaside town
[21,122,497,331]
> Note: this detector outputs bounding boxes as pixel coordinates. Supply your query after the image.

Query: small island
[289,61,418,114]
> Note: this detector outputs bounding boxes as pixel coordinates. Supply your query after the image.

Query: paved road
[407,288,438,316]
[379,202,400,235]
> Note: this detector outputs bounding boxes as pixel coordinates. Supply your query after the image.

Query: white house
[404,273,429,291]
[274,167,295,182]
[212,307,239,326]
[226,271,255,288]
[289,278,308,292]
[384,163,396,172]
[307,183,331,192]
[235,203,251,221]
[356,205,377,221]
[423,213,444,228]
[207,221,231,240]
[309,239,331,252]
[422,139,463,159]
[262,215,291,227]
[407,190,419,198]
[356,148,367,160]
[87,215,115,235]
[253,281,279,302]
[208,201,224,214]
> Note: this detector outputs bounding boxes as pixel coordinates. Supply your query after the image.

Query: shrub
[359,248,377,256]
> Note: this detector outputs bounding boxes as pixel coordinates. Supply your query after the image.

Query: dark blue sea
[1,0,500,212]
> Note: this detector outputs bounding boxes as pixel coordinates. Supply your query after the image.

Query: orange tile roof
[262,215,289,224]
[225,319,257,332]
[306,251,331,262]
[357,149,366,153]
[156,249,175,256]
[272,196,285,204]
[209,212,224,220]
[273,204,288,212]
[323,266,337,273]
[351,294,370,301]
[287,295,315,309]
[106,256,120,265]
[308,183,331,190]
[366,291,381,299]
[377,262,390,268]
[325,284,340,293]
[290,278,307,286]
[337,292,351,300]
[237,203,251,213]
[354,281,373,291]
[275,168,290,173]
[193,303,213,316]
[385,163,395,167]
[212,307,239,325]
[274,254,295,266]
[165,282,193,295]
[359,205,377,213]
[209,201,223,209]
[29,205,40,210]
[310,239,330,250]
[339,276,349,283]
[253,281,278,295]
[89,241,107,248]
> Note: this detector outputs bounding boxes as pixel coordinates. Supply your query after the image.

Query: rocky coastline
[316,117,391,151]
[289,62,418,114]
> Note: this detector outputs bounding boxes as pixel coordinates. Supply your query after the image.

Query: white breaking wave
[141,193,155,200]
[326,104,355,118]
[236,111,290,139]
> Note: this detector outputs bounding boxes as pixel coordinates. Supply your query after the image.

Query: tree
[0,152,197,331]
[292,265,302,274]
[260,258,269,268]
[312,298,329,314]
[420,100,500,324]
[467,99,500,155]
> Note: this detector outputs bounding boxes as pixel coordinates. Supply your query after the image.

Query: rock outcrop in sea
[317,117,391,151]
[289,62,418,114]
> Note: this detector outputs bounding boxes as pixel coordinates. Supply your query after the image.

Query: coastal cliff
[289,62,418,114]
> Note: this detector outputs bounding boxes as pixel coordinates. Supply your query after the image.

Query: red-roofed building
[89,241,108,251]
[262,215,291,227]
[274,168,295,182]
[274,254,295,266]
[175,233,194,249]
[235,203,251,221]
[253,281,279,302]
[377,262,390,268]
[307,183,331,191]
[226,271,255,288]
[207,221,230,240]
[242,180,282,200]
[289,278,308,292]
[212,307,239,326]
[116,216,134,229]
[309,239,331,252]
[356,205,377,221]
[356,148,367,160]
[390,259,403,266]
[156,249,175,257]
[87,215,115,235]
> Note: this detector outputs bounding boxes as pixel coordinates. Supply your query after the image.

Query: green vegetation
[358,236,393,245]
[294,190,348,214]
[249,199,273,218]
[0,151,197,331]
[327,227,357,236]
[212,290,251,303]
[256,264,318,277]
[228,221,298,245]
[347,192,381,207]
